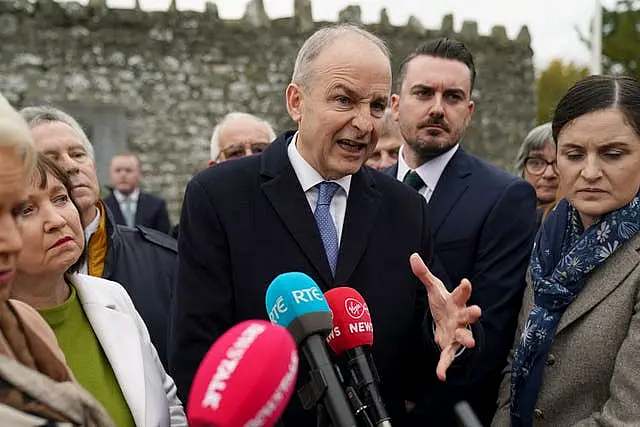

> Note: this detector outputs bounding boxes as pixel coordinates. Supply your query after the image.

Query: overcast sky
[105,0,616,70]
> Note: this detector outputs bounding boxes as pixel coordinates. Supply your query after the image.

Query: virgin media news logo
[344,298,368,320]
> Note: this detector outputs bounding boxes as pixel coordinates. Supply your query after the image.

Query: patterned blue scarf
[510,193,640,426]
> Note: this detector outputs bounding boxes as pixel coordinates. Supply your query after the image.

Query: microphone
[265,272,358,427]
[187,320,299,427]
[324,287,392,427]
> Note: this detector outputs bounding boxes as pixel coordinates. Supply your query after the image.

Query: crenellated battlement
[0,0,531,45]
[0,0,536,221]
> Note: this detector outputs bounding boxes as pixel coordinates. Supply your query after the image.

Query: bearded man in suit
[387,38,537,425]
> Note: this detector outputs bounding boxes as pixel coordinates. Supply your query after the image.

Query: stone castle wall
[0,0,536,221]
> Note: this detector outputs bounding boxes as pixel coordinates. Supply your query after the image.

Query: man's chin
[344,157,367,174]
[75,195,99,214]
[411,138,455,159]
[325,160,364,180]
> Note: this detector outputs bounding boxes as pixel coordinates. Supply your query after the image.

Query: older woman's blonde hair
[0,94,36,173]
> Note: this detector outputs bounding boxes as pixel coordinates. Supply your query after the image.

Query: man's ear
[465,100,475,127]
[286,83,303,123]
[390,93,401,121]
[207,160,216,167]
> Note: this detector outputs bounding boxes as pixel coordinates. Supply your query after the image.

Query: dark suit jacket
[103,191,171,234]
[386,148,537,426]
[101,203,177,368]
[169,131,474,426]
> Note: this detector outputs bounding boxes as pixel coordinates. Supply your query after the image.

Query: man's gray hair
[19,105,95,159]
[210,112,276,161]
[514,122,554,177]
[0,94,36,173]
[291,24,390,87]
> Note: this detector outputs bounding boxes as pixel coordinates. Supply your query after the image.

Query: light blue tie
[314,181,340,276]
[122,196,135,227]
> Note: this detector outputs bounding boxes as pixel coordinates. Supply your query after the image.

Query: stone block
[338,5,361,24]
[242,0,270,28]
[293,0,313,32]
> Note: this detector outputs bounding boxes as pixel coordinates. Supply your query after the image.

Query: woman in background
[10,153,186,427]
[514,122,559,226]
[493,75,640,426]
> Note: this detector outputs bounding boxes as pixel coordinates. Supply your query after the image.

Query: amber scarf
[88,202,109,278]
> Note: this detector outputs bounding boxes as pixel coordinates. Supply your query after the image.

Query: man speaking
[169,24,481,426]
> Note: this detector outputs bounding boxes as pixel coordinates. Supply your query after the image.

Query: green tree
[601,0,640,79]
[537,59,590,124]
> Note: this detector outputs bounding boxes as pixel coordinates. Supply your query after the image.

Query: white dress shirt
[397,143,470,356]
[396,144,459,202]
[113,188,140,221]
[287,133,351,245]
[80,206,101,274]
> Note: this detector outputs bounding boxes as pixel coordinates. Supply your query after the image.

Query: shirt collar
[287,132,352,195]
[84,205,101,243]
[113,187,140,203]
[397,143,459,190]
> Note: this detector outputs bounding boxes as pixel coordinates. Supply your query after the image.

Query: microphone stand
[345,386,375,427]
[298,365,373,427]
[346,348,392,427]
[317,403,331,427]
[298,368,332,427]
[315,386,374,427]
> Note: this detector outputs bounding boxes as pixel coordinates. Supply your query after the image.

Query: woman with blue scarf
[492,74,640,426]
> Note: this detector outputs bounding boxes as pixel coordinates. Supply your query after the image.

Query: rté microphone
[265,272,358,427]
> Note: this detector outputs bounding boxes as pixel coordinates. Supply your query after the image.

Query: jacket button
[534,409,544,420]
[546,354,556,366]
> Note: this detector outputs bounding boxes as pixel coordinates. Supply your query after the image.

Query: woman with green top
[0,93,113,426]
[10,153,186,427]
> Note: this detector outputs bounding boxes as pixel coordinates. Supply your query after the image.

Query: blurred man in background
[105,152,172,234]
[366,108,403,170]
[208,112,276,166]
[170,112,277,239]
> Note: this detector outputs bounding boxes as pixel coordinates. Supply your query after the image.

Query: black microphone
[325,287,392,427]
[265,273,358,427]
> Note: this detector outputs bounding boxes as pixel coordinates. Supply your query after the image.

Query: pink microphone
[187,320,299,427]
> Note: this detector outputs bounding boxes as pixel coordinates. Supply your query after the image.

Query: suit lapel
[73,276,146,427]
[261,134,334,286]
[105,194,127,226]
[382,163,398,179]
[134,193,145,224]
[335,168,382,283]
[557,234,640,333]
[426,149,472,236]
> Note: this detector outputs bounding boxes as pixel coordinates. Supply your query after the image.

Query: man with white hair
[208,112,276,165]
[20,105,177,369]
[170,24,482,426]
[170,112,276,239]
